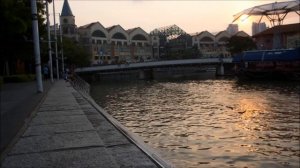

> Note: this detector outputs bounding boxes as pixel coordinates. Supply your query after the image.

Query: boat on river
[232,47,300,80]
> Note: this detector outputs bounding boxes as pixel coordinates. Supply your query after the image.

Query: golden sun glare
[240,15,250,24]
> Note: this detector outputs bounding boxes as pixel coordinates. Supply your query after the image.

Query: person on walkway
[64,68,69,81]
[43,65,49,80]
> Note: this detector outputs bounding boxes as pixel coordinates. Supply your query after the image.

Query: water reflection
[91,79,300,168]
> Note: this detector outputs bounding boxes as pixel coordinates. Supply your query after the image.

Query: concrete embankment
[1,80,171,168]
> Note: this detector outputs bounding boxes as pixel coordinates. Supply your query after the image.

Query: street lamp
[52,0,59,79]
[51,12,65,78]
[59,13,65,76]
[45,0,54,83]
[31,0,43,93]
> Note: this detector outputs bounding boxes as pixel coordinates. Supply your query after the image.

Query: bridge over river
[75,58,233,74]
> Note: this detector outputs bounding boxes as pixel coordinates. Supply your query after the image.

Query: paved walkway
[1,80,159,167]
[1,80,52,152]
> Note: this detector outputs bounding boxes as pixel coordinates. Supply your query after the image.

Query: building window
[63,18,68,24]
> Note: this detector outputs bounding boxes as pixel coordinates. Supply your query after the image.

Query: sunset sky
[51,0,299,35]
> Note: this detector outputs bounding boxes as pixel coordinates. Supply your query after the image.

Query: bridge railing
[69,73,90,96]
[75,58,233,73]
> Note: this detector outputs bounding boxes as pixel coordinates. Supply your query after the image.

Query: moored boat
[232,47,300,80]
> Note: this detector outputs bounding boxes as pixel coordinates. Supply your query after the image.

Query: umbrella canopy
[233,0,300,26]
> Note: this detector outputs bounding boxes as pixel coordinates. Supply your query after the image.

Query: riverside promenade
[1,80,169,168]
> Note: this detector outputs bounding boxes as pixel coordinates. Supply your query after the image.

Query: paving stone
[85,114,107,127]
[2,147,119,168]
[36,110,84,117]
[107,144,158,168]
[39,106,80,112]
[24,122,95,136]
[82,108,99,115]
[96,118,131,146]
[30,114,90,126]
[10,131,104,154]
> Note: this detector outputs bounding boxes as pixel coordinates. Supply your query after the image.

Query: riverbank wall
[1,79,172,168]
[80,64,235,82]
[71,75,172,167]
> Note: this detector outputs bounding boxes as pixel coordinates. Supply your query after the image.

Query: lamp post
[31,0,43,92]
[52,0,59,79]
[45,0,53,83]
[59,13,65,76]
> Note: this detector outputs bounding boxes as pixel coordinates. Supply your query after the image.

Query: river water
[90,78,300,168]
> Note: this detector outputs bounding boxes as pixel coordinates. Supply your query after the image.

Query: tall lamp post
[45,0,53,83]
[31,0,43,92]
[53,0,59,79]
[59,13,65,76]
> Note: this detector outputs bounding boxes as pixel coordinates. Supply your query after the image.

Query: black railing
[70,73,90,96]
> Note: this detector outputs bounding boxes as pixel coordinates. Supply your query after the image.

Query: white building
[192,30,250,57]
[60,0,158,65]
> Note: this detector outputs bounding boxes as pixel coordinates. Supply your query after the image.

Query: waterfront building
[215,31,231,57]
[252,22,267,36]
[58,0,251,63]
[77,23,156,65]
[59,0,158,65]
[60,0,77,40]
[192,31,216,57]
[191,30,249,57]
[252,23,300,50]
[234,31,250,37]
[226,24,239,35]
[150,25,186,58]
[149,24,250,58]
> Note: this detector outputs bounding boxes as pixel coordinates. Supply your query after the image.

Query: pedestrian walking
[43,65,49,80]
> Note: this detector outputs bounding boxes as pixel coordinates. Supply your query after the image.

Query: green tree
[61,38,90,67]
[227,36,257,55]
[0,0,47,75]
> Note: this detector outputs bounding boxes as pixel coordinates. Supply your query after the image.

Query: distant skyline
[51,0,299,35]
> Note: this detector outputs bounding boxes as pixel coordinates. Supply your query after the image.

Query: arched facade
[127,27,152,61]
[78,23,155,65]
[215,31,231,57]
[59,0,157,65]
[196,31,216,57]
[107,25,129,45]
[190,30,248,58]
